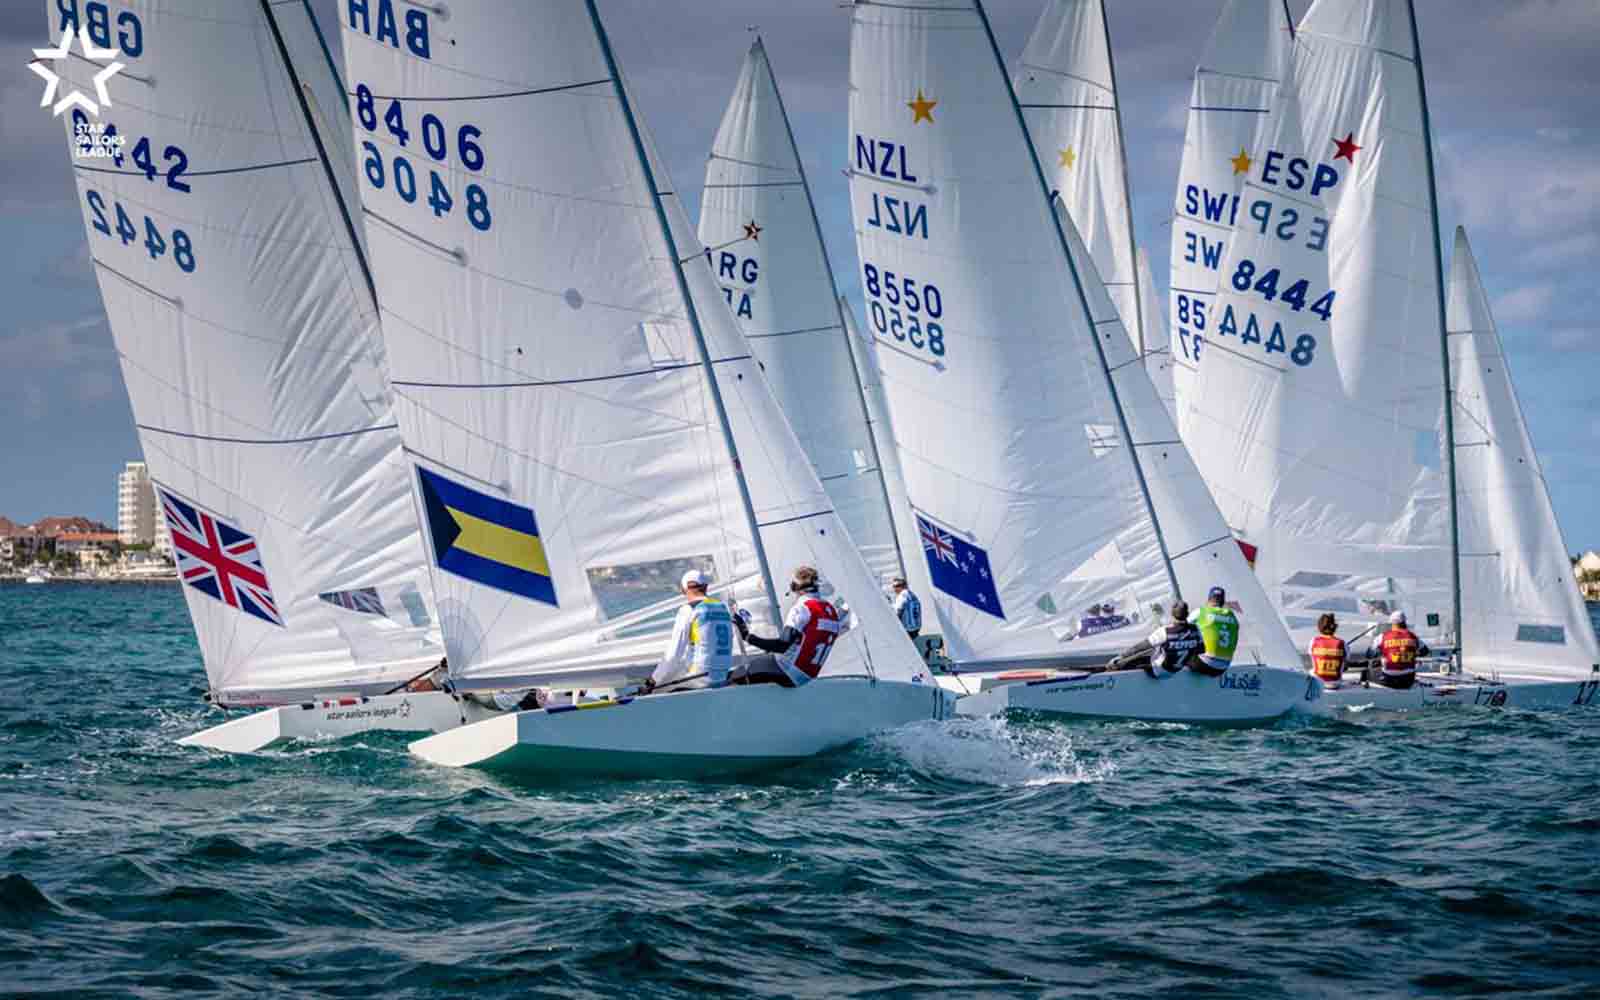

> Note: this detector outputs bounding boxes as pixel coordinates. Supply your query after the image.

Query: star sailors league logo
[157,486,285,627]
[28,26,124,118]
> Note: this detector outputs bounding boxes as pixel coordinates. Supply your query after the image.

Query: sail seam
[842,168,931,194]
[92,258,181,307]
[136,423,400,445]
[1295,30,1415,65]
[74,157,318,178]
[1167,535,1235,562]
[350,78,613,103]
[1015,62,1112,96]
[1189,105,1269,113]
[746,323,843,341]
[1018,103,1114,110]
[392,355,753,390]
[702,181,804,189]
[757,511,834,530]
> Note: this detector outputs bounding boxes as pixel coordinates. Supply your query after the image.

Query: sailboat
[1181,0,1597,711]
[1316,229,1600,710]
[845,0,1316,723]
[342,0,952,775]
[48,1,477,752]
[698,37,906,587]
[1013,0,1174,420]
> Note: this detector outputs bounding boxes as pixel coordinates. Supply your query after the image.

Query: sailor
[730,565,852,687]
[891,576,922,639]
[641,569,735,694]
[1308,613,1347,686]
[1367,611,1428,690]
[1190,587,1239,677]
[1144,601,1205,679]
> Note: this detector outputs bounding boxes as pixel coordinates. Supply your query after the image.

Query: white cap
[680,569,711,590]
[1389,610,1406,625]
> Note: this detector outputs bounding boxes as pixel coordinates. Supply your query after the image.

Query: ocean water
[2,584,1597,998]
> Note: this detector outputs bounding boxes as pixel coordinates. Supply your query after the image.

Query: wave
[870,716,1117,787]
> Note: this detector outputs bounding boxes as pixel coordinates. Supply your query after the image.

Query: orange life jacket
[1378,628,1420,674]
[1310,635,1346,682]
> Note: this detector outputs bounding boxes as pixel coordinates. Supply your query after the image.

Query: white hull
[949,665,1319,725]
[408,677,957,777]
[178,691,491,753]
[1311,671,1600,714]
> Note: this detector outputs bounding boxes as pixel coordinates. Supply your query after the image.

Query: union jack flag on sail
[319,587,386,616]
[157,486,283,627]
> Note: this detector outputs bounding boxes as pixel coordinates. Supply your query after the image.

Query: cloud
[1546,327,1591,352]
[1493,283,1556,325]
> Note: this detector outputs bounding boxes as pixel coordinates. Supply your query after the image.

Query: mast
[1407,0,1463,663]
[585,0,782,623]
[1096,1,1145,357]
[259,0,378,308]
[756,37,908,581]
[973,0,1182,599]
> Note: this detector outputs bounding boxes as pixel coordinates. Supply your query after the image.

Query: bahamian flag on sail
[917,514,1004,619]
[417,467,558,607]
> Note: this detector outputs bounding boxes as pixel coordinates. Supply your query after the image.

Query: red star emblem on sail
[1332,132,1362,162]
[743,220,761,241]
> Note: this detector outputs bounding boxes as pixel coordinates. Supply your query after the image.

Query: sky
[1,0,1596,546]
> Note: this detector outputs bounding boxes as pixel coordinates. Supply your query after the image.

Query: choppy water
[2,583,1597,998]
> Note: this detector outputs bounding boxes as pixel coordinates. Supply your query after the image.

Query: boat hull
[178,691,485,753]
[407,677,957,777]
[951,665,1319,724]
[1312,671,1600,714]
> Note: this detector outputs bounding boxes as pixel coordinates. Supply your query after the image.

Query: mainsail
[1014,1,1171,410]
[1185,0,1457,647]
[699,39,904,583]
[1168,0,1295,438]
[846,0,1300,667]
[341,0,927,691]
[1136,248,1177,423]
[1450,229,1598,678]
[51,1,439,706]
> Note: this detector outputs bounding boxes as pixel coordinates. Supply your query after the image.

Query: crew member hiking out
[1368,611,1428,690]
[1309,613,1347,686]
[730,565,852,688]
[891,576,921,639]
[1113,601,1206,678]
[642,569,735,694]
[1191,587,1239,677]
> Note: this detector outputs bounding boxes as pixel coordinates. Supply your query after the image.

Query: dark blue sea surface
[2,583,1597,998]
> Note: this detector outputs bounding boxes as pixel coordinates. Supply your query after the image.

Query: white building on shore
[117,461,171,558]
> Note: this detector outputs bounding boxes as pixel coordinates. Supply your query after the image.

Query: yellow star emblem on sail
[908,89,937,124]
[1059,146,1077,169]
[1230,149,1254,176]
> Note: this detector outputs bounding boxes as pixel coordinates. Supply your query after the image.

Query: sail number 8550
[863,262,945,358]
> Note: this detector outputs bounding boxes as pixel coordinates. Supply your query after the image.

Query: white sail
[699,39,904,584]
[1014,1,1169,404]
[50,1,439,706]
[1136,248,1178,423]
[1450,229,1598,678]
[842,298,933,601]
[341,1,928,691]
[1168,0,1295,438]
[1185,0,1455,647]
[846,0,1300,668]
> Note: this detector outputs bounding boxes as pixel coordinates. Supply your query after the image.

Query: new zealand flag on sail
[157,486,283,627]
[917,514,1004,620]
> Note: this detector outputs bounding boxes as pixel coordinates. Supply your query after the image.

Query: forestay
[50,1,439,706]
[845,0,1299,668]
[1168,0,1295,439]
[1450,229,1598,678]
[1185,0,1455,648]
[1014,1,1170,409]
[342,0,928,691]
[699,39,904,584]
